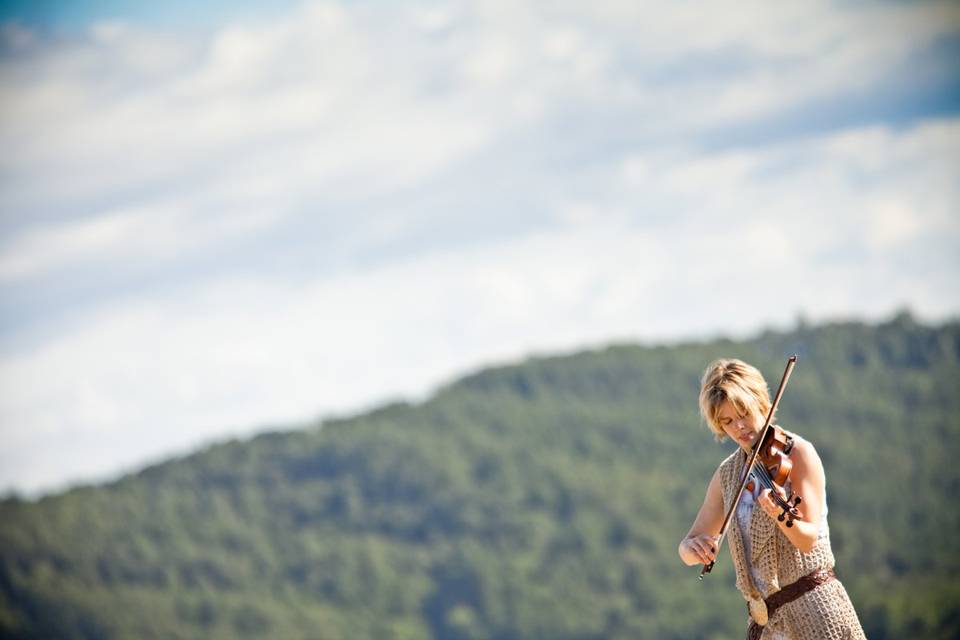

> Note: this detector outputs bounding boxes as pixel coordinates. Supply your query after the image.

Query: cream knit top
[718,439,835,602]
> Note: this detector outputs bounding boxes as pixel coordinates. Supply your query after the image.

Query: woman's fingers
[691,535,718,564]
[693,542,708,564]
[760,488,783,517]
[759,489,774,513]
[705,539,717,563]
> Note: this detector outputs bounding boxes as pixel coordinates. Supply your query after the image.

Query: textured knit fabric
[717,438,867,640]
[735,436,831,594]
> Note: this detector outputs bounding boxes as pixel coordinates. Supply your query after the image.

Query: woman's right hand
[679,467,724,567]
[680,534,720,566]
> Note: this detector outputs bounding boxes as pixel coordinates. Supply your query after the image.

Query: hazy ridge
[1,312,957,639]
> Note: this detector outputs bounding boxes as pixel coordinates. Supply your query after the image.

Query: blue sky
[0,0,305,32]
[1,0,958,495]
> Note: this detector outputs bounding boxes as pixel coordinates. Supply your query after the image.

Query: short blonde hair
[699,358,772,440]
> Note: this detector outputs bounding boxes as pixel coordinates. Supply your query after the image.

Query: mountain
[1,312,958,639]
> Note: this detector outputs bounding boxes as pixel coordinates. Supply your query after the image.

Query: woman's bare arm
[756,437,825,553]
[679,467,725,566]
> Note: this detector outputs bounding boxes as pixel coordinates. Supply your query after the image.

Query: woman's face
[716,399,764,452]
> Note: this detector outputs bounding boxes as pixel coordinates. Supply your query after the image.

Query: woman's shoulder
[783,429,821,460]
[782,428,826,481]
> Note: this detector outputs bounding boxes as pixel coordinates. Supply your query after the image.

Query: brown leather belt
[747,568,836,640]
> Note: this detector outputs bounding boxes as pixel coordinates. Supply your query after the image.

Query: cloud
[3,116,958,494]
[3,1,954,216]
[0,0,957,494]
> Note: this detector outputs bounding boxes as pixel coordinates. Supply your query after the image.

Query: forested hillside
[1,313,957,639]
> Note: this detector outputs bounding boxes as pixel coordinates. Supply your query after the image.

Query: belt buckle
[748,597,769,625]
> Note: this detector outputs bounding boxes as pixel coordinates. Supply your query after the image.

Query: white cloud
[3,118,958,494]
[3,0,952,219]
[0,0,957,494]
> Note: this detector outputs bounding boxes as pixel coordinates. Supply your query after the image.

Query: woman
[678,358,865,640]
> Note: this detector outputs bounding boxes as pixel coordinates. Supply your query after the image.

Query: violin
[744,424,803,527]
[699,355,800,579]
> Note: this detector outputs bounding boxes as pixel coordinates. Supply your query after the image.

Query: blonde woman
[679,359,865,640]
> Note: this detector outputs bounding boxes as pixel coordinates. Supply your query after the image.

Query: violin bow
[699,355,798,579]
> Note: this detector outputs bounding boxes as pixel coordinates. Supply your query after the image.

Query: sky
[0,0,958,496]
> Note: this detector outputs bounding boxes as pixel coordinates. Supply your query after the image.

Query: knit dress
[717,438,866,640]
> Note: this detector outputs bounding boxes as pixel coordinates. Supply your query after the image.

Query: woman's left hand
[758,486,788,520]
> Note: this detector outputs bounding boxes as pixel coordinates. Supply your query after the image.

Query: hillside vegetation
[1,313,958,639]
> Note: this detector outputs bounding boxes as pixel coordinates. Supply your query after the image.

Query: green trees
[1,314,957,639]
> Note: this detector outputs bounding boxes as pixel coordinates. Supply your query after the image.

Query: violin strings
[739,453,792,509]
[752,461,782,502]
[747,461,794,511]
